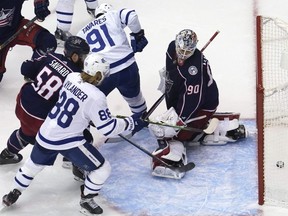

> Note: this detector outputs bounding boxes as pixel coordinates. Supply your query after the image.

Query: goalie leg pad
[151,140,187,179]
[201,112,248,145]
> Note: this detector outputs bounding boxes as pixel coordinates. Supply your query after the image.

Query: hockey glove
[130,29,148,53]
[131,112,149,134]
[83,128,94,143]
[34,0,50,21]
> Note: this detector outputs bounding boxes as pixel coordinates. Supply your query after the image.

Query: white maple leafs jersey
[36,73,130,150]
[77,8,142,74]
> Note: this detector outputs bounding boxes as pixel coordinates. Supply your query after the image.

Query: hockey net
[256,15,288,207]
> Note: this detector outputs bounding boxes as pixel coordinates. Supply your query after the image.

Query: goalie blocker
[149,110,248,179]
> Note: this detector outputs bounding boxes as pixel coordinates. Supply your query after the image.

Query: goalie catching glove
[130,29,148,53]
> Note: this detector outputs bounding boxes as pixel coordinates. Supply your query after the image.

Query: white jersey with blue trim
[36,73,129,150]
[77,8,142,74]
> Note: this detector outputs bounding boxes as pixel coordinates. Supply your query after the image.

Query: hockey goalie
[149,29,247,179]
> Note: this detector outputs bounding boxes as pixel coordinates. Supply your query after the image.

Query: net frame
[256,15,288,207]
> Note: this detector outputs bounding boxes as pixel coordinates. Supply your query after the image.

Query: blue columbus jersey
[0,0,25,43]
[165,41,219,122]
[19,52,82,119]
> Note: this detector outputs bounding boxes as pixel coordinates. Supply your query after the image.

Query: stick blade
[173,162,196,173]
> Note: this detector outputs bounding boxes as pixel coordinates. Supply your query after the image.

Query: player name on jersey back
[81,16,107,34]
[49,59,72,77]
[63,81,88,102]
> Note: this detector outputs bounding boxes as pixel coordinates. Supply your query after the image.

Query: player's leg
[117,62,147,114]
[0,93,44,165]
[84,0,99,18]
[2,143,57,206]
[61,142,111,215]
[54,0,75,45]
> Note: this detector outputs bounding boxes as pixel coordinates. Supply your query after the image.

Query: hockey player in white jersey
[77,3,148,116]
[2,53,148,215]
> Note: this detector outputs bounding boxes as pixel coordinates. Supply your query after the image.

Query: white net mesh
[261,16,288,207]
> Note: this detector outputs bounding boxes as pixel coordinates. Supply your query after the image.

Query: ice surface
[1,0,288,215]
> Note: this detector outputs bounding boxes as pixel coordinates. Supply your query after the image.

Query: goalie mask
[175,29,198,62]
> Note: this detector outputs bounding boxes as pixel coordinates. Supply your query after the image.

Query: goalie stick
[145,30,220,119]
[200,30,220,53]
[144,117,219,134]
[118,134,195,173]
[0,16,38,51]
[143,94,165,120]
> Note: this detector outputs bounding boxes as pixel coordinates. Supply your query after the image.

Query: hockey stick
[118,134,195,173]
[145,30,220,119]
[144,117,219,134]
[115,115,219,134]
[200,30,220,52]
[0,16,38,51]
[143,94,165,120]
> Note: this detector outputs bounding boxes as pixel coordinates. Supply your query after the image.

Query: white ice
[1,0,288,215]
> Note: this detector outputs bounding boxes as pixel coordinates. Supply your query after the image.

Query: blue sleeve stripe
[97,119,117,136]
[124,10,135,26]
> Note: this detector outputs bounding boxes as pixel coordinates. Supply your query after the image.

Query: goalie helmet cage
[256,15,288,207]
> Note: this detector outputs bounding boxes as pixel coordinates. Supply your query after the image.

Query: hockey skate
[0,148,23,165]
[80,185,103,215]
[2,189,21,207]
[54,28,72,47]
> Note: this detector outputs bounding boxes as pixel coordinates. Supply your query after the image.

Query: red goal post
[256,15,288,207]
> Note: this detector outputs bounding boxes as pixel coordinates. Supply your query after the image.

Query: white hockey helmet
[175,29,198,61]
[94,3,113,18]
[83,53,110,85]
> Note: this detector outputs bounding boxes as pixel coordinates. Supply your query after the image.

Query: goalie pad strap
[212,112,240,120]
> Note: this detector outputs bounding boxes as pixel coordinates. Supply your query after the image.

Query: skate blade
[80,207,102,216]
